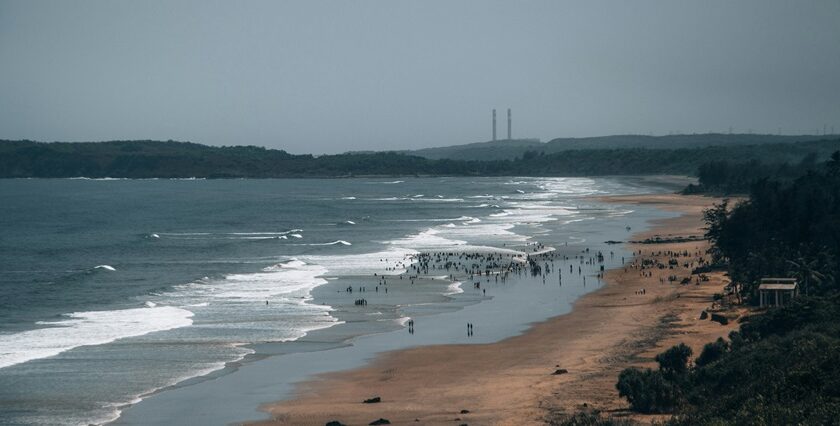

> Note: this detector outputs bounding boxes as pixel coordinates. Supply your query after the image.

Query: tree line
[0,138,837,178]
[683,152,823,195]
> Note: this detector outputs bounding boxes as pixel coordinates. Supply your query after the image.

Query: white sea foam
[440,223,526,245]
[229,230,303,235]
[444,281,464,295]
[157,232,309,241]
[0,306,194,369]
[68,177,128,181]
[156,260,341,344]
[341,196,357,200]
[290,240,352,246]
[371,197,463,202]
[235,236,284,240]
[177,261,329,301]
[562,218,591,225]
[533,177,605,196]
[94,265,116,271]
[387,228,468,249]
[493,201,578,224]
[387,215,475,222]
[156,230,304,240]
[416,197,463,202]
[301,247,418,276]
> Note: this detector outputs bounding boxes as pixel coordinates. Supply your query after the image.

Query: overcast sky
[1,1,839,154]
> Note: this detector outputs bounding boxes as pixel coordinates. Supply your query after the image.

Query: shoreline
[111,178,654,426]
[253,193,740,425]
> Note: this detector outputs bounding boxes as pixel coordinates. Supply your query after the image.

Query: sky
[1,1,839,154]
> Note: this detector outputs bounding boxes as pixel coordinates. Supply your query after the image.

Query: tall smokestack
[507,108,511,140]
[492,109,497,141]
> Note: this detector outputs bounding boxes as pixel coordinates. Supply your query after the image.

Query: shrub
[616,368,680,413]
[694,337,729,367]
[548,411,635,426]
[656,343,693,379]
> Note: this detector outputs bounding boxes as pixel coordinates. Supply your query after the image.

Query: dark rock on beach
[710,312,729,325]
[363,396,382,404]
[369,418,391,425]
[553,368,569,375]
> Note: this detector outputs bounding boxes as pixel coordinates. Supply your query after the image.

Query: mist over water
[0,177,667,425]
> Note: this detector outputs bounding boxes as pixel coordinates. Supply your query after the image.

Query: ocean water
[0,177,672,425]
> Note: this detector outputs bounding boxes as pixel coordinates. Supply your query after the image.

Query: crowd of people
[319,240,709,339]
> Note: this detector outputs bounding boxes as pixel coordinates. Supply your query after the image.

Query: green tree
[694,337,729,367]
[655,343,693,379]
[616,368,680,414]
[786,256,828,296]
[702,200,729,263]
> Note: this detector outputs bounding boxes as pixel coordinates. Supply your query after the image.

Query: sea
[0,177,679,425]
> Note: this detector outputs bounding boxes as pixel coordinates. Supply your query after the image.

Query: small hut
[758,278,798,308]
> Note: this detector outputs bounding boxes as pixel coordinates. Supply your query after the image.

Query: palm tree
[786,256,827,296]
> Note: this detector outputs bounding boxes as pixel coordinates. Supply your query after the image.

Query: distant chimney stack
[507,108,512,140]
[492,109,497,141]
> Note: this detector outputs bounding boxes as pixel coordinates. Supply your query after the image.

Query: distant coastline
[1,136,837,179]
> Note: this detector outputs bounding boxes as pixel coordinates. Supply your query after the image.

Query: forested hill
[406,138,543,161]
[0,138,838,178]
[409,133,830,161]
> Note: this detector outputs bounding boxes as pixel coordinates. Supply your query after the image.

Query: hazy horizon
[2,0,839,154]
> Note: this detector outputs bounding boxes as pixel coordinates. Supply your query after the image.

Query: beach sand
[255,193,744,425]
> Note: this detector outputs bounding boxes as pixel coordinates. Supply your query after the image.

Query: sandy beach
[252,193,744,425]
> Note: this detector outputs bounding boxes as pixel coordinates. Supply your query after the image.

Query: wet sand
[255,193,742,425]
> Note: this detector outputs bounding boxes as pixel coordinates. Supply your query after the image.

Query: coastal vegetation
[1,138,837,178]
[682,153,823,195]
[409,134,831,161]
[616,152,840,424]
